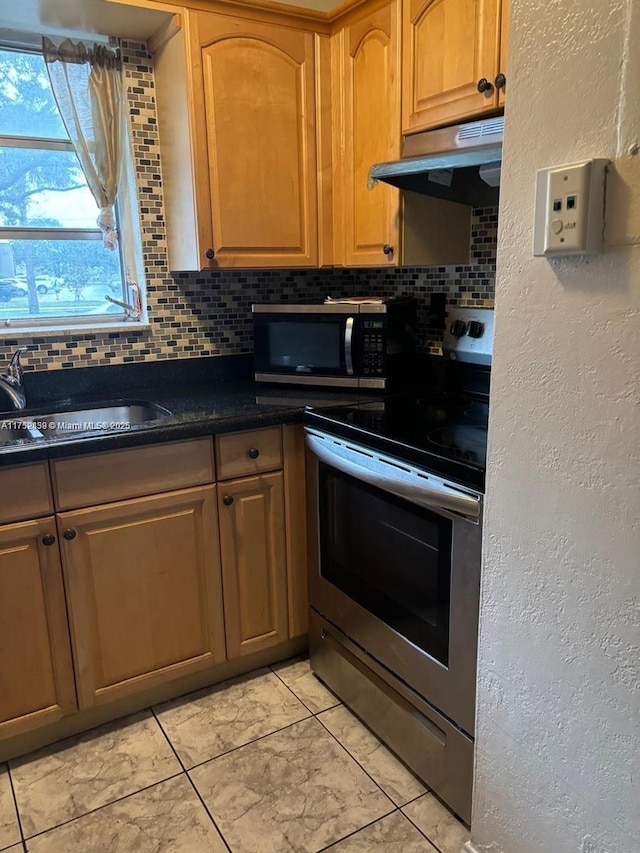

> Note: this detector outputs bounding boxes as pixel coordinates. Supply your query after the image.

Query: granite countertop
[0,355,380,466]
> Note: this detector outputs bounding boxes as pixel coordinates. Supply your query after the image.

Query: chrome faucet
[0,347,28,410]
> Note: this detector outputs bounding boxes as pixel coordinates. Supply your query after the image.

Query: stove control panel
[443,307,494,365]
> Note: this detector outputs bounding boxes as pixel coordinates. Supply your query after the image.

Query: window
[0,46,140,330]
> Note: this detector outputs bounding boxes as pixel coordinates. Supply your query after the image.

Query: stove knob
[450,319,467,337]
[468,320,484,338]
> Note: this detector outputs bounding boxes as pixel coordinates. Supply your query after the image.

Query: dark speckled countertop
[0,355,382,466]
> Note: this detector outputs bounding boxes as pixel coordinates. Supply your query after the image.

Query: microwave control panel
[362,319,385,374]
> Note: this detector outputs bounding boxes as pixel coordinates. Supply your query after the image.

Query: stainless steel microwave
[252,299,417,389]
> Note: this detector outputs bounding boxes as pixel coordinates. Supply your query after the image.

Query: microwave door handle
[345,317,354,375]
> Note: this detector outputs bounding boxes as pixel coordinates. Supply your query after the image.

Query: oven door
[305,427,482,736]
[253,305,360,386]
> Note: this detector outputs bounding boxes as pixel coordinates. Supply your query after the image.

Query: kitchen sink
[0,422,43,445]
[40,402,171,437]
[0,401,171,447]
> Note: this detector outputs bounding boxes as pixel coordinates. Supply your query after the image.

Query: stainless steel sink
[0,421,43,445]
[0,401,171,447]
[41,403,171,437]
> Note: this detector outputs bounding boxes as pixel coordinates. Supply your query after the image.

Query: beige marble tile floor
[2,656,470,853]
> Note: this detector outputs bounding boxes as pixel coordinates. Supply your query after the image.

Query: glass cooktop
[305,392,489,492]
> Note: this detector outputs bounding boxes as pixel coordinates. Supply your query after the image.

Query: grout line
[18,771,184,844]
[150,707,187,771]
[6,764,25,845]
[183,773,232,853]
[314,711,425,811]
[150,704,231,851]
[184,715,314,772]
[313,714,396,812]
[268,660,341,717]
[315,807,403,853]
[401,806,450,853]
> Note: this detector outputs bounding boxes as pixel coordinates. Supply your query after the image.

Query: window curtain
[42,37,126,250]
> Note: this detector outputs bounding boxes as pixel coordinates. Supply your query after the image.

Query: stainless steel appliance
[304,307,494,825]
[252,298,417,389]
[368,116,503,206]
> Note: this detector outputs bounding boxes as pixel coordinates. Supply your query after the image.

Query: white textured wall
[472,1,640,852]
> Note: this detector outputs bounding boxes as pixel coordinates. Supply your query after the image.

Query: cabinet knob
[248,447,260,459]
[477,77,493,94]
[495,73,506,90]
[42,533,56,546]
[223,495,234,506]
[63,528,77,541]
[205,248,215,260]
[382,244,394,256]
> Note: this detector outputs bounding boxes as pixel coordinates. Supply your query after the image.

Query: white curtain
[42,37,126,250]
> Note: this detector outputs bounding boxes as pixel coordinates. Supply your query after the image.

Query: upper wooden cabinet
[156,10,330,270]
[0,518,76,740]
[497,0,509,106]
[402,0,502,133]
[332,0,401,266]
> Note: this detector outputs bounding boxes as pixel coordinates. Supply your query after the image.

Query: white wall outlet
[533,159,609,256]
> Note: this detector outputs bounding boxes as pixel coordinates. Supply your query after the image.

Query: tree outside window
[0,48,127,323]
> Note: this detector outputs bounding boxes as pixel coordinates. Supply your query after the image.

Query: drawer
[52,438,215,510]
[0,462,53,524]
[215,426,282,480]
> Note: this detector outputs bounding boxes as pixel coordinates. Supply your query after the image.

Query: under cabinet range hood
[369,116,504,206]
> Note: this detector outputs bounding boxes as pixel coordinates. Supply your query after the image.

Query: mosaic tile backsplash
[0,41,497,373]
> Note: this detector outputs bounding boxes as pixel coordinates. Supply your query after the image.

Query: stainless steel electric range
[303,307,494,825]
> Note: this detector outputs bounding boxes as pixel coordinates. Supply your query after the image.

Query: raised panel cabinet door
[193,13,318,268]
[58,485,226,709]
[497,0,509,106]
[0,518,76,740]
[338,0,401,266]
[218,472,289,657]
[403,0,501,132]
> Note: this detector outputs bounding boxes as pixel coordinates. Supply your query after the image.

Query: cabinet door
[0,518,76,740]
[192,13,318,268]
[58,486,225,709]
[218,472,289,657]
[498,0,509,106]
[336,0,401,266]
[403,0,501,132]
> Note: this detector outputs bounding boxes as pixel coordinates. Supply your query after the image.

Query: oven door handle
[344,317,354,376]
[306,430,481,521]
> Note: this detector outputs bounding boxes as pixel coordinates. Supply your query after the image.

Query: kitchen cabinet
[0,518,76,739]
[216,424,308,652]
[497,0,509,106]
[57,485,226,709]
[218,472,288,657]
[0,424,308,750]
[156,10,331,270]
[332,0,401,266]
[402,0,502,132]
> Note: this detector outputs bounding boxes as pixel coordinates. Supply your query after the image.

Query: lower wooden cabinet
[218,472,289,657]
[0,518,77,739]
[58,485,226,709]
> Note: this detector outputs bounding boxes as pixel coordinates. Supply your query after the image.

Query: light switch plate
[533,159,609,256]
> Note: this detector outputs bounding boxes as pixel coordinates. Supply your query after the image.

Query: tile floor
[0,657,470,853]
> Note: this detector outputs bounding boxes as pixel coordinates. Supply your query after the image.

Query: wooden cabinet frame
[0,518,76,739]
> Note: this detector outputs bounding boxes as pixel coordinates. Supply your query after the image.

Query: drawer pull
[223,495,234,506]
[63,528,77,541]
[248,447,260,459]
[42,534,56,546]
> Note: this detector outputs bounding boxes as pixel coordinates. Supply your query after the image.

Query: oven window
[268,322,340,369]
[319,464,452,666]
